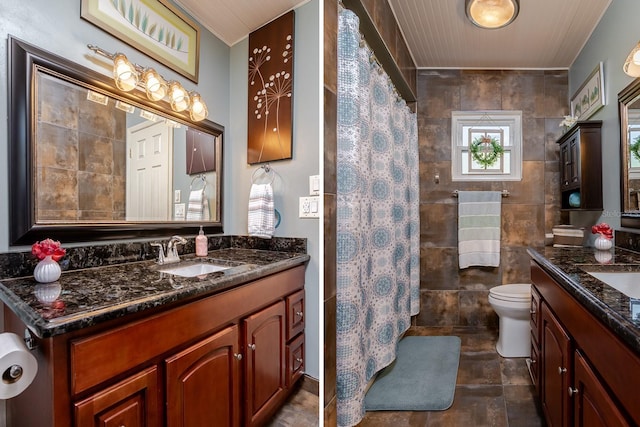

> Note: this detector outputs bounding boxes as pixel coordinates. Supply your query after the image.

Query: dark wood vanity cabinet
[4,265,306,427]
[557,121,602,210]
[530,261,637,427]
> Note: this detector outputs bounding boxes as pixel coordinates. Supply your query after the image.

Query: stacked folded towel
[458,191,502,269]
[248,183,275,238]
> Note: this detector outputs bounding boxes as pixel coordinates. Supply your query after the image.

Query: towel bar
[452,190,509,198]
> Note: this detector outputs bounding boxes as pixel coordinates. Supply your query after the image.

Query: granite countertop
[528,246,640,355]
[0,248,309,339]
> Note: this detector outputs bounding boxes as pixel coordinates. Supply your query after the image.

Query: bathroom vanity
[528,246,640,427]
[0,247,309,427]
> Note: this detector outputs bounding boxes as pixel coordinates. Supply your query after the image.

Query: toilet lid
[489,283,530,301]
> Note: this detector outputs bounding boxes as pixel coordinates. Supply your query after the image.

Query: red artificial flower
[32,239,66,261]
[591,223,613,240]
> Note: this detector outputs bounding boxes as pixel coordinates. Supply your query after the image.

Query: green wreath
[630,135,640,162]
[470,136,504,168]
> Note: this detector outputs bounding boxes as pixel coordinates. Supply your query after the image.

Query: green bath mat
[365,336,461,411]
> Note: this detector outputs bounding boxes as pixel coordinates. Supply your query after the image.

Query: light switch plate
[299,196,320,218]
[309,175,320,195]
[174,190,181,203]
[174,203,186,219]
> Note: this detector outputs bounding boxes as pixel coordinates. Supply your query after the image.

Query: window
[451,111,522,181]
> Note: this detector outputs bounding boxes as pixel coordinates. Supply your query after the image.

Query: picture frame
[570,62,605,120]
[81,0,200,83]
[247,11,295,165]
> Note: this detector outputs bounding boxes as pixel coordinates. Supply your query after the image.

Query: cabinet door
[74,366,160,427]
[573,351,630,427]
[165,325,241,427]
[244,301,286,427]
[541,303,572,427]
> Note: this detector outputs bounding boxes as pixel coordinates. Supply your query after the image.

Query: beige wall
[416,69,568,328]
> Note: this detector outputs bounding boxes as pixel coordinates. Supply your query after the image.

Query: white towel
[186,189,210,221]
[248,183,275,239]
[458,191,502,269]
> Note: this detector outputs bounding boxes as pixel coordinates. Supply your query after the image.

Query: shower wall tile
[324,89,337,195]
[417,69,566,329]
[323,0,337,94]
[500,70,545,117]
[460,290,494,327]
[420,203,457,247]
[420,247,459,290]
[417,290,459,326]
[37,123,79,170]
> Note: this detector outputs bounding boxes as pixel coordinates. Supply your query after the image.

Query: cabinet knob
[568,387,579,397]
[529,308,536,315]
[296,357,303,363]
[234,353,243,361]
[296,311,304,318]
[558,366,567,375]
[248,343,256,351]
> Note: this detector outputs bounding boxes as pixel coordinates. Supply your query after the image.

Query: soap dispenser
[196,226,208,257]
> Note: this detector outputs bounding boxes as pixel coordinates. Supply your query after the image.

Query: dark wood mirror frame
[8,36,224,246]
[619,77,640,229]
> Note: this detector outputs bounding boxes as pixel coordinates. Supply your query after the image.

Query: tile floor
[268,383,320,426]
[358,326,545,427]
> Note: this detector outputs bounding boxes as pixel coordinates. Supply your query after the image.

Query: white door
[126,121,173,221]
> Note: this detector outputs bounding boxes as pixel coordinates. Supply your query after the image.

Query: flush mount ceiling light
[466,0,520,29]
[87,44,208,121]
[623,41,640,78]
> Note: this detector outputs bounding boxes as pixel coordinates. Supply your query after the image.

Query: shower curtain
[336,9,420,427]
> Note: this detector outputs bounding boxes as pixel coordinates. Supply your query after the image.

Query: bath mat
[364,336,461,411]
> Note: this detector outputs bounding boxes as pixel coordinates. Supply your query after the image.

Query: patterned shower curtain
[336,9,420,427]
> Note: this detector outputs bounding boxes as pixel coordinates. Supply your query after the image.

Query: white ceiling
[175,0,611,70]
[389,0,612,69]
[173,0,310,46]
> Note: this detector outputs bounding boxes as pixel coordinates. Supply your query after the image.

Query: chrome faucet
[165,235,187,264]
[150,242,166,264]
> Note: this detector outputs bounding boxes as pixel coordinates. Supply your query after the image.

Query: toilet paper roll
[0,333,38,399]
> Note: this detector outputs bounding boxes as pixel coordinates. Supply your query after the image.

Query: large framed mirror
[8,36,224,245]
[619,77,640,228]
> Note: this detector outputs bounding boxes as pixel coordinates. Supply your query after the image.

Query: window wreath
[470,135,504,168]
[630,135,640,163]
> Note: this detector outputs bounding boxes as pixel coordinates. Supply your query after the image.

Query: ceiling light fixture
[623,41,640,78]
[465,0,520,29]
[87,44,208,121]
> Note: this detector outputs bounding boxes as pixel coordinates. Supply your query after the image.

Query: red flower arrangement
[591,223,613,240]
[32,239,66,262]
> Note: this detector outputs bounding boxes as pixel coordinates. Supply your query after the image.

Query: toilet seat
[489,284,530,302]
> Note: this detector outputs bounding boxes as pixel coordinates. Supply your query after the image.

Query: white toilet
[488,283,531,358]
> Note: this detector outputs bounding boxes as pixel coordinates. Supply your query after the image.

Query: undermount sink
[585,271,640,299]
[158,262,230,278]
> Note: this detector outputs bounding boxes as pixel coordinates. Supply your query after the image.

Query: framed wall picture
[247,11,294,165]
[81,0,200,83]
[570,62,605,120]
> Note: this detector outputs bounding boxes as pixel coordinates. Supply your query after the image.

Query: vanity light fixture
[87,44,208,121]
[465,0,519,29]
[623,41,640,78]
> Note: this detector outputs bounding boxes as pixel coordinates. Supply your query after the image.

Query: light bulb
[169,82,190,112]
[142,69,167,101]
[633,50,640,65]
[112,54,138,92]
[466,0,519,29]
[189,92,208,121]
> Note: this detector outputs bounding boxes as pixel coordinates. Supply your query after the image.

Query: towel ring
[252,165,276,185]
[190,174,207,191]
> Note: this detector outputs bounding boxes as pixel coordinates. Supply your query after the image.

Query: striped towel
[248,183,275,238]
[458,191,502,269]
[186,189,210,221]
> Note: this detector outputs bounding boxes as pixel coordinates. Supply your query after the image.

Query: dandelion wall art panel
[247,11,294,164]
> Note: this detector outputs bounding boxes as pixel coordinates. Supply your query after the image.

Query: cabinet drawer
[286,333,304,387]
[286,289,305,341]
[74,366,160,427]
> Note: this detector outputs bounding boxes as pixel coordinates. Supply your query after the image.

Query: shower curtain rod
[452,190,510,197]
